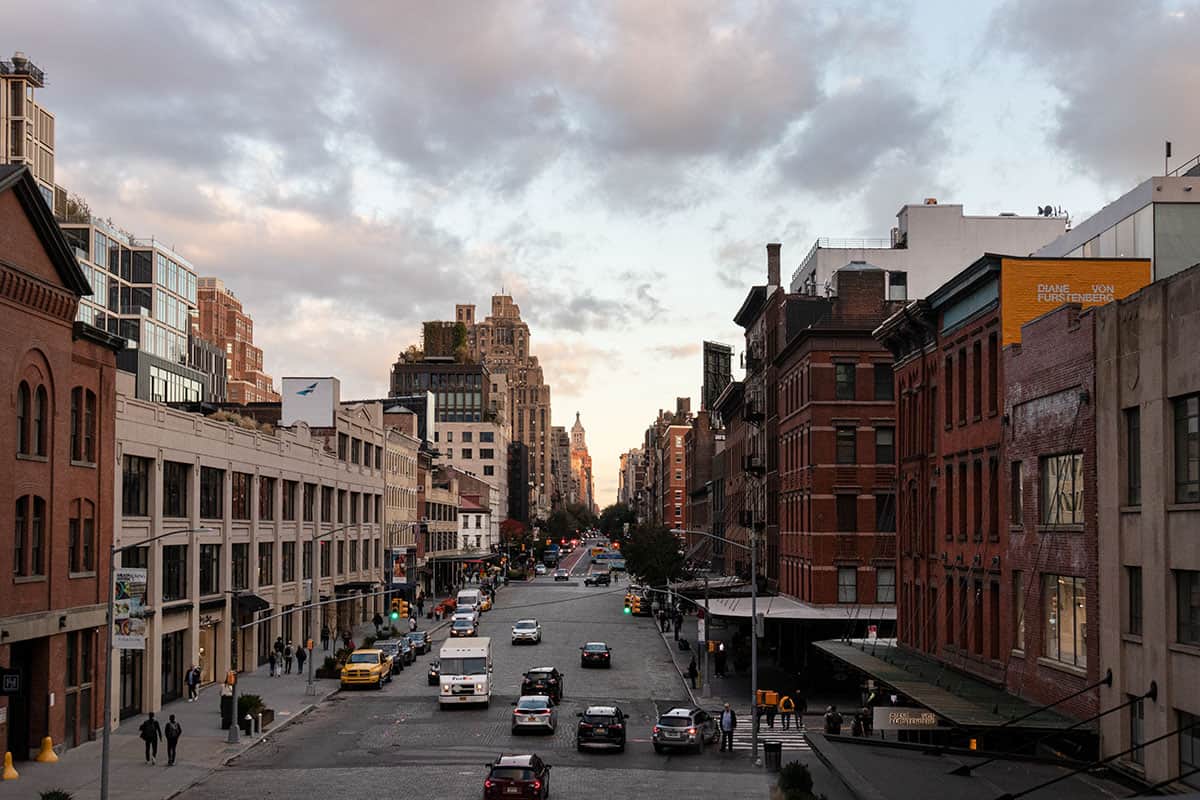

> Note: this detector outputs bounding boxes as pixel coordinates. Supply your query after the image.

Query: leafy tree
[453,322,471,363]
[499,518,527,542]
[598,503,636,537]
[774,761,827,800]
[622,524,685,587]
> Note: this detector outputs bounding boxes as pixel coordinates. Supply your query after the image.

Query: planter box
[260,708,275,729]
[315,667,339,680]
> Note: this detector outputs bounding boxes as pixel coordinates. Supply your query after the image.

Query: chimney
[766,243,781,286]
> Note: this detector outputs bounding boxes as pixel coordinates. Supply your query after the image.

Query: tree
[499,518,527,542]
[774,761,827,800]
[598,503,636,537]
[453,322,471,363]
[621,524,685,587]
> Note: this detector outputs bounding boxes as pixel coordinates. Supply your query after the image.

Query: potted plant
[316,655,339,679]
[40,791,75,800]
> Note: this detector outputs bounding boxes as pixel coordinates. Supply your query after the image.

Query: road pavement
[177,546,776,799]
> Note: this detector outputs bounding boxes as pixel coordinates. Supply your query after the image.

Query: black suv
[652,707,718,754]
[405,630,431,655]
[483,754,551,800]
[521,667,564,703]
[576,705,626,751]
[584,572,611,586]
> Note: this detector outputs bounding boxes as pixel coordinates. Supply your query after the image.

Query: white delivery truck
[456,588,481,613]
[437,637,492,708]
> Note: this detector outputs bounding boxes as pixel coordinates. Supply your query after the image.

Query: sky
[8,0,1199,506]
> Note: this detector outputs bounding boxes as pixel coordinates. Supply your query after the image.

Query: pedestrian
[185,664,200,702]
[284,641,294,674]
[823,705,844,736]
[139,711,163,764]
[341,630,352,649]
[268,650,277,677]
[850,712,864,737]
[373,612,383,634]
[164,713,182,766]
[296,645,307,676]
[320,624,330,651]
[273,636,284,661]
[687,656,698,689]
[766,698,777,729]
[860,707,873,736]
[416,595,425,616]
[409,616,417,632]
[719,703,737,752]
[779,693,795,730]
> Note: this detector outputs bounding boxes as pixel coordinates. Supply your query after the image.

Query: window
[1010,462,1023,524]
[1126,566,1143,636]
[959,463,968,541]
[199,544,220,596]
[33,385,47,455]
[835,363,855,400]
[258,542,273,586]
[303,483,316,521]
[445,448,453,459]
[351,438,361,464]
[122,455,151,516]
[973,460,983,540]
[483,465,495,476]
[1178,570,1200,645]
[1179,710,1200,789]
[282,480,297,521]
[16,381,29,454]
[162,545,187,602]
[1129,696,1144,765]
[231,543,249,591]
[957,349,967,424]
[302,541,313,579]
[836,427,857,464]
[873,364,894,401]
[1043,574,1087,667]
[875,493,896,532]
[350,540,359,571]
[875,427,894,464]
[337,541,345,574]
[338,433,348,460]
[282,541,295,583]
[162,461,189,518]
[462,431,473,443]
[259,476,275,520]
[836,495,857,532]
[336,489,346,523]
[70,388,81,460]
[972,341,982,418]
[321,486,333,521]
[1175,395,1199,503]
[945,576,955,646]
[1040,453,1084,525]
[320,541,331,577]
[480,431,494,443]
[231,472,252,520]
[480,448,494,459]
[1125,407,1141,506]
[350,492,360,524]
[876,568,896,603]
[200,467,224,519]
[987,333,999,414]
[462,448,473,459]
[943,356,953,427]
[1013,571,1025,651]
[837,567,857,603]
[945,466,954,541]
[68,499,95,573]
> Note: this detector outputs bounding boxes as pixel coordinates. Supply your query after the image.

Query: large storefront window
[119,648,144,720]
[161,630,184,703]
[1043,574,1087,667]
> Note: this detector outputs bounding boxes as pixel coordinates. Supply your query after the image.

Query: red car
[483,754,551,799]
[580,642,612,668]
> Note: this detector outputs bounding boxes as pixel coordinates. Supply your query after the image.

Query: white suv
[511,619,542,645]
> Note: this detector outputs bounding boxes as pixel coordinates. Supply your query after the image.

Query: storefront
[161,630,185,704]
[119,648,144,720]
[197,613,221,685]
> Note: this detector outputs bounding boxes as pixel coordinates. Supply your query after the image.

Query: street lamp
[670,527,761,767]
[305,524,361,696]
[101,527,214,800]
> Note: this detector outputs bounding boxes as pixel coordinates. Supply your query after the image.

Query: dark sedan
[405,630,431,655]
[521,667,564,703]
[580,642,611,668]
[576,705,626,751]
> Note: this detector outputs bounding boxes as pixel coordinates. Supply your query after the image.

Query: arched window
[16,381,30,454]
[34,385,48,456]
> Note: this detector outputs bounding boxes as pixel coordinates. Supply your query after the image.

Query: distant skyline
[7,0,1197,506]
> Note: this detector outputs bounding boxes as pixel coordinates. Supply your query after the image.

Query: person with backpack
[164,714,182,766]
[295,644,307,676]
[778,694,796,730]
[139,712,163,764]
[284,641,294,674]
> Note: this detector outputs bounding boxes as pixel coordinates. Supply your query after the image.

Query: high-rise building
[195,277,280,403]
[457,297,554,518]
[0,52,54,205]
[569,412,596,512]
[390,355,492,425]
[702,341,733,414]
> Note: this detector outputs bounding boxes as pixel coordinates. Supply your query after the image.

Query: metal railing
[791,237,893,287]
[1168,152,1200,177]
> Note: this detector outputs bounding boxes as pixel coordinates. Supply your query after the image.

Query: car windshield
[584,643,607,652]
[347,653,379,664]
[583,713,618,725]
[452,620,473,628]
[657,715,691,727]
[490,767,534,781]
[517,697,551,710]
[514,621,537,629]
[440,657,487,675]
[525,671,553,681]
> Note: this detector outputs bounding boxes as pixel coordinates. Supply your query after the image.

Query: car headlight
[475,683,485,692]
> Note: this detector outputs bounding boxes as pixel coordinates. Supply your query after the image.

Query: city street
[177,550,775,799]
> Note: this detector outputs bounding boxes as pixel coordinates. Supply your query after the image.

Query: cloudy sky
[9,0,1198,505]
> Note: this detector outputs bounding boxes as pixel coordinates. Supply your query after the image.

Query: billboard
[281,377,340,428]
[113,567,148,650]
[1000,258,1151,345]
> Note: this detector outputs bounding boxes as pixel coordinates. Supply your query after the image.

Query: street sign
[867,624,878,640]
[0,668,20,695]
[873,707,939,731]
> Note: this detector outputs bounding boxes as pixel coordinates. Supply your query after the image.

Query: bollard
[34,737,58,763]
[2,752,17,780]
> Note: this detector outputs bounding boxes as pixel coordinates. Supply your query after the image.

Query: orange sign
[1000,257,1151,345]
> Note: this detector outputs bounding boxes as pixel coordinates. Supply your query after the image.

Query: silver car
[511,619,542,645]
[449,618,477,638]
[511,694,557,734]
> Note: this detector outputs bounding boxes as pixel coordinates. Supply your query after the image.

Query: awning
[235,593,270,613]
[814,639,1086,731]
[334,581,379,592]
[671,576,748,593]
[704,595,897,622]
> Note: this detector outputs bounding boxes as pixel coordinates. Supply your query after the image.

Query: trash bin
[763,740,783,772]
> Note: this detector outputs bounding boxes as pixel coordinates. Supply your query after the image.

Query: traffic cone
[2,752,17,780]
[34,737,58,763]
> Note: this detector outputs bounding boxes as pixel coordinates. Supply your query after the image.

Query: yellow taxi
[340,648,393,690]
[479,594,493,612]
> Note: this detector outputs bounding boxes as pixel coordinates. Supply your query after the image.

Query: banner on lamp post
[113,567,148,650]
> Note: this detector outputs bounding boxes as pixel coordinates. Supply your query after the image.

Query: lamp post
[670,527,761,767]
[101,526,214,800]
[306,524,357,696]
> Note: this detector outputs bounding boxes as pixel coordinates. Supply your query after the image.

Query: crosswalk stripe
[719,711,811,749]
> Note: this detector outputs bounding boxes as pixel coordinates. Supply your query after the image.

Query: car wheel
[377,676,385,690]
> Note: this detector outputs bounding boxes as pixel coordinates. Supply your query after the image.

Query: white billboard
[281,377,339,428]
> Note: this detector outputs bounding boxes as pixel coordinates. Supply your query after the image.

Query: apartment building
[195,277,279,403]
[384,422,420,598]
[0,52,54,204]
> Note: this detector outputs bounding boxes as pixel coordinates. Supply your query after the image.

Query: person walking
[139,711,163,764]
[409,615,418,632]
[295,644,307,676]
[719,703,737,752]
[778,694,795,730]
[373,612,383,635]
[185,665,200,702]
[284,641,294,674]
[687,656,698,689]
[823,705,844,736]
[765,697,778,729]
[164,714,182,766]
[416,594,425,617]
[268,650,277,678]
[320,624,331,651]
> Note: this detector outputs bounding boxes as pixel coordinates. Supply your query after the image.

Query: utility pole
[702,574,711,699]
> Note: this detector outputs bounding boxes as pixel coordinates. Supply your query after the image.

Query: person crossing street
[164,714,182,766]
[719,703,737,752]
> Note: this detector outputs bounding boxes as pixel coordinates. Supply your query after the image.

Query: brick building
[684,410,719,545]
[776,263,902,607]
[195,277,279,404]
[714,381,746,577]
[1,165,123,758]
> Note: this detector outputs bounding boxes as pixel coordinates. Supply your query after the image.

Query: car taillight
[652,725,660,734]
[612,723,623,729]
[580,722,592,729]
[548,678,557,683]
[513,710,522,715]
[484,779,493,788]
[533,780,542,791]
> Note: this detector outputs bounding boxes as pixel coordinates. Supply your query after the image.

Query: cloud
[651,343,701,359]
[989,0,1200,182]
[535,340,620,397]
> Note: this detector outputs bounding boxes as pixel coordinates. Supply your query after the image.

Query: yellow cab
[340,648,393,690]
[480,594,493,612]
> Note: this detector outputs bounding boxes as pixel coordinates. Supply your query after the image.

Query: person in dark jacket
[295,645,307,675]
[185,665,200,701]
[164,714,182,766]
[373,612,384,634]
[719,703,738,751]
[139,712,163,764]
[823,705,844,735]
[321,624,331,651]
[686,657,698,689]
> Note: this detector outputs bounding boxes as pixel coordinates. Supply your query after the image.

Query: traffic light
[623,596,632,615]
[400,600,410,620]
[390,598,401,621]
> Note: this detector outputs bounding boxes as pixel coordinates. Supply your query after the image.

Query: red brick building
[195,276,279,404]
[660,422,690,530]
[776,263,902,606]
[714,380,746,577]
[0,165,123,758]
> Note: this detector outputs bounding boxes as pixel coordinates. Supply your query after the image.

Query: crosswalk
[725,712,811,751]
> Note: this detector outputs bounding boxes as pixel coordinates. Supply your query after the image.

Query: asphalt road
[177,547,773,799]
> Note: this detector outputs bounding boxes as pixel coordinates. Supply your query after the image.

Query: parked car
[374,639,407,673]
[652,707,718,754]
[450,618,478,638]
[511,619,543,645]
[576,705,627,751]
[511,695,558,734]
[580,642,612,668]
[553,568,570,581]
[453,608,481,625]
[483,754,551,800]
[340,649,393,690]
[521,667,564,703]
[406,630,431,655]
[584,572,611,587]
[534,564,548,575]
